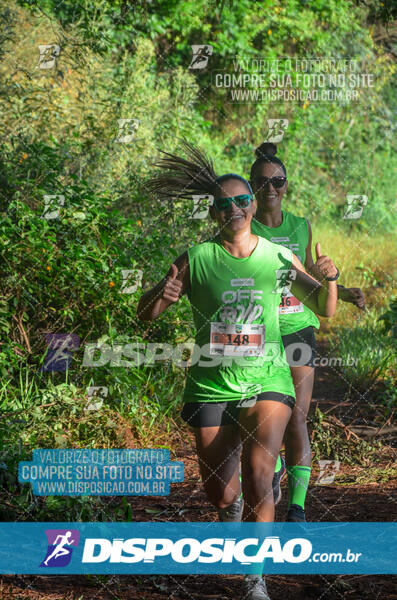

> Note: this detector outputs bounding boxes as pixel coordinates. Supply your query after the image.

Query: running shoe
[272,454,286,506]
[217,496,244,522]
[286,503,306,522]
[242,575,271,600]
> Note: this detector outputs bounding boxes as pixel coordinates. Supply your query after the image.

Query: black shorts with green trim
[181,391,295,428]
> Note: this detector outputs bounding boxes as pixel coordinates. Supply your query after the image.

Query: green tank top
[183,234,295,403]
[251,211,320,336]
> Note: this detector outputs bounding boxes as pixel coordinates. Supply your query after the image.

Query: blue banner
[0,522,395,574]
[18,449,184,496]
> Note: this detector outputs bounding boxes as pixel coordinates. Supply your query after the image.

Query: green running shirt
[183,234,296,403]
[251,212,320,336]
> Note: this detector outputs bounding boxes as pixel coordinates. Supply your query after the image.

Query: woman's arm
[291,243,338,317]
[305,220,365,308]
[137,251,190,321]
[291,252,320,284]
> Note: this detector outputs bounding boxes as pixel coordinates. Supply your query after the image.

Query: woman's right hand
[162,263,183,303]
[339,286,365,309]
[137,253,188,321]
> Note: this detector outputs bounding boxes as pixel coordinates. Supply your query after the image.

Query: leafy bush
[335,323,394,392]
[379,298,397,339]
[310,407,383,465]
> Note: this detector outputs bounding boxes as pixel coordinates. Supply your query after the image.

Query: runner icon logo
[41,333,80,372]
[273,268,297,295]
[190,194,214,219]
[343,195,368,220]
[40,529,80,567]
[266,119,289,143]
[115,119,140,143]
[38,44,60,69]
[188,45,213,69]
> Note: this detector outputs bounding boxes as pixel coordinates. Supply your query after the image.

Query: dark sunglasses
[254,176,287,189]
[214,194,252,211]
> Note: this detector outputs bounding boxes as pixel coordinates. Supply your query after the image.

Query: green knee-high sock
[286,466,311,509]
[275,454,282,473]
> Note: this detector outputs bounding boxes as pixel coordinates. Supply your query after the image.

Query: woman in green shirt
[250,142,364,522]
[138,142,338,599]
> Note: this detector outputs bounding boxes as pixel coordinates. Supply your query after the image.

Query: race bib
[278,290,304,314]
[210,323,265,357]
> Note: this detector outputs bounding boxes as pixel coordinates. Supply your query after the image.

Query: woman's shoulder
[282,210,308,231]
[187,236,218,257]
[257,234,292,261]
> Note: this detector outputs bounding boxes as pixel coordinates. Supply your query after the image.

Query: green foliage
[379,298,397,338]
[3,0,396,230]
[335,314,395,391]
[332,307,396,414]
[335,465,397,486]
[310,407,383,465]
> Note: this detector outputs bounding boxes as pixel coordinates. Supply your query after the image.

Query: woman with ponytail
[137,141,338,600]
[250,142,364,523]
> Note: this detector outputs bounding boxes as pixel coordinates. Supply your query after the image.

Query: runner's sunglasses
[214,194,253,211]
[254,176,287,189]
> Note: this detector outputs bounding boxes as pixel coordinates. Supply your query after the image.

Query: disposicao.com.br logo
[82,535,311,564]
[80,536,362,566]
[40,529,80,567]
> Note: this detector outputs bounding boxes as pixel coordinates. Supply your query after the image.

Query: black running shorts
[281,326,317,368]
[181,391,295,428]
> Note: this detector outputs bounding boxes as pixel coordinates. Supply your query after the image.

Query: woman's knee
[203,480,240,509]
[286,406,308,434]
[242,457,274,498]
[211,493,240,510]
[199,459,241,508]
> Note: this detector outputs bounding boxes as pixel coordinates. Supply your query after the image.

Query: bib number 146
[279,290,304,315]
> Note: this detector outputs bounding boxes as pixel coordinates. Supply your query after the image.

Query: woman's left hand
[340,286,365,309]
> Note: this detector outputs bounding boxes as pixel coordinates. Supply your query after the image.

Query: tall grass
[307,223,396,409]
[308,222,397,335]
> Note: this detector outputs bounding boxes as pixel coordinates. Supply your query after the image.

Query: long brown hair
[145,140,218,201]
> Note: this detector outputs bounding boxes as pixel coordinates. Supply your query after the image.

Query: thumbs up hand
[162,263,183,303]
[315,242,338,280]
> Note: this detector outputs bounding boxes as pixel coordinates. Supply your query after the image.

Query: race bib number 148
[210,323,265,356]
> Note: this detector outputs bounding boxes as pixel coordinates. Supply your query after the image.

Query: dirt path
[1,343,396,599]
